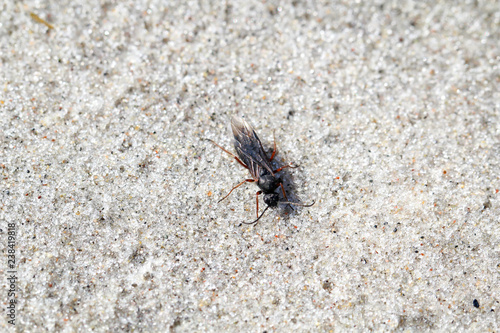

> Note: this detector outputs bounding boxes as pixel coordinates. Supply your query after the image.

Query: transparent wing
[231,116,274,180]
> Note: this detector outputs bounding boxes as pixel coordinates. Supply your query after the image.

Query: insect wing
[231,117,274,180]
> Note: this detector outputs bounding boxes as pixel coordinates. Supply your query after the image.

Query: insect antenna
[279,200,315,207]
[241,206,270,225]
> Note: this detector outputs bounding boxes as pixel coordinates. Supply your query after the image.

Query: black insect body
[207,116,314,224]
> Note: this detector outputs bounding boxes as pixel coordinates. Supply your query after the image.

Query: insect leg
[269,130,277,161]
[279,182,289,201]
[255,191,262,218]
[278,182,294,211]
[218,179,255,203]
[205,139,249,169]
[273,163,299,174]
[278,182,316,208]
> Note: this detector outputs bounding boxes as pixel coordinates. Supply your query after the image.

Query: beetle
[206,116,314,224]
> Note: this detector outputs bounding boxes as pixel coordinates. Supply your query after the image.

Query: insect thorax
[258,173,279,193]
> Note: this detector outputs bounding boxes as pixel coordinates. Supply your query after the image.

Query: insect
[206,116,315,224]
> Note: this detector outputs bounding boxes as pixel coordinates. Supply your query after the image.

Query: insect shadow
[206,116,314,225]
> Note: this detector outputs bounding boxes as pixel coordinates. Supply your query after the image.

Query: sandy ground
[1,1,499,331]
